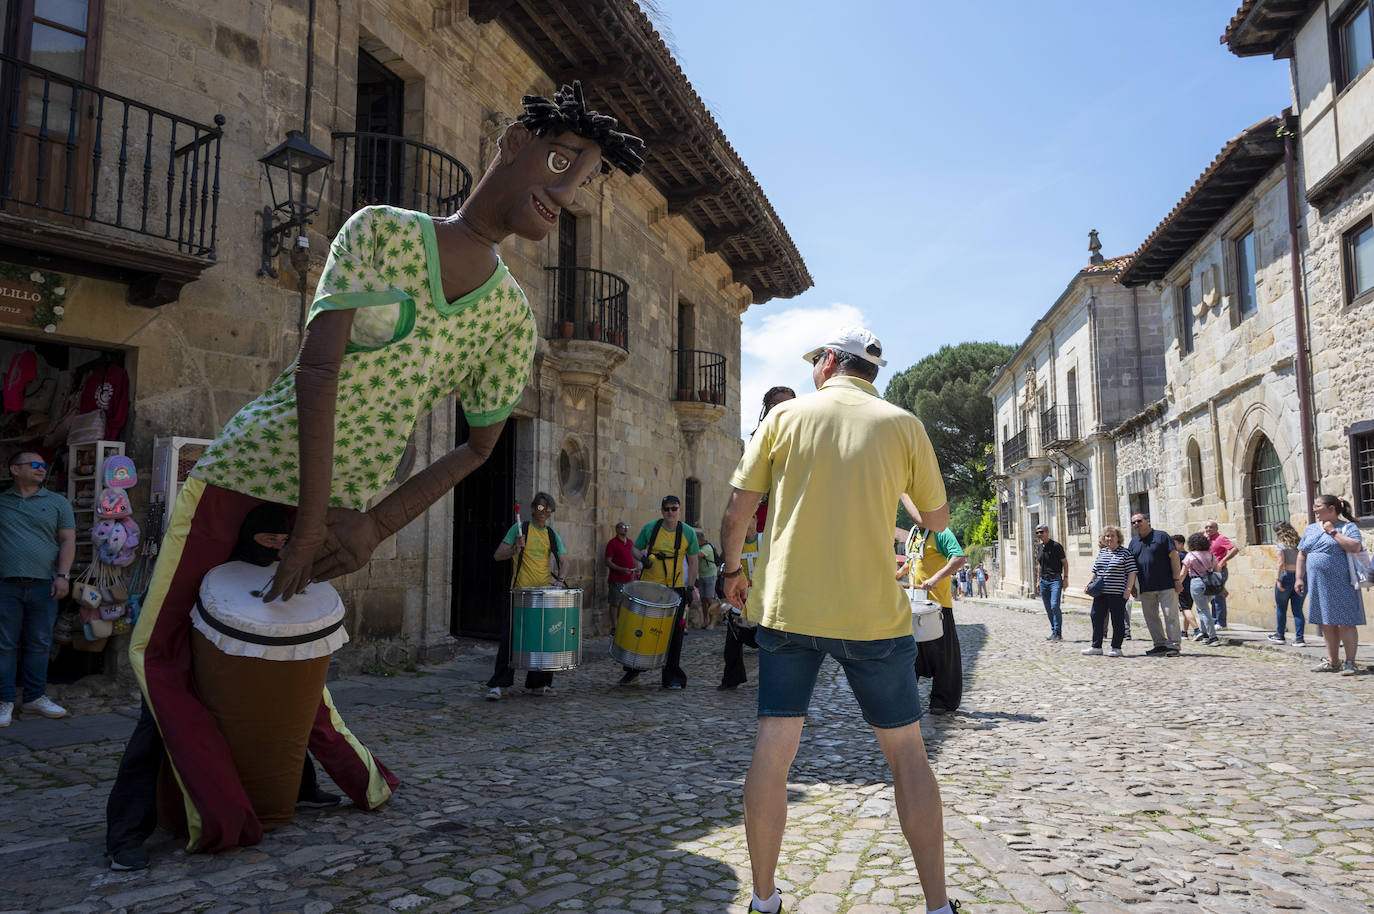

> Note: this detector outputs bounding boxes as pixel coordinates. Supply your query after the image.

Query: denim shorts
[754,626,922,729]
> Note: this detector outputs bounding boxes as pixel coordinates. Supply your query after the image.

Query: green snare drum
[510,587,582,671]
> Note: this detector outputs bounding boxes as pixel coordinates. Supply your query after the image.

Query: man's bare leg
[873,721,948,911]
[743,716,805,901]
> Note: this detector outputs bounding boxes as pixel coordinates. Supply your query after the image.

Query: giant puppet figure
[104,83,645,863]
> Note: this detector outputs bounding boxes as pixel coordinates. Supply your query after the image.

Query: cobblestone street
[2,599,1372,913]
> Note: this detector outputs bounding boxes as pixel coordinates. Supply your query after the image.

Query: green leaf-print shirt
[193,205,536,510]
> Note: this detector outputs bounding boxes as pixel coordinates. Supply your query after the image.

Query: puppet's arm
[310,419,506,581]
[263,307,354,601]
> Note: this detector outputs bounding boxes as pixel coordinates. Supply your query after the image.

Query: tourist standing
[1127,513,1183,657]
[1082,526,1137,657]
[1297,495,1365,675]
[1203,520,1240,628]
[1181,533,1221,645]
[1035,525,1068,641]
[1269,521,1306,646]
[719,326,955,914]
[604,521,636,634]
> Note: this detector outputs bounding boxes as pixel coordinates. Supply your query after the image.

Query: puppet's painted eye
[547,150,572,174]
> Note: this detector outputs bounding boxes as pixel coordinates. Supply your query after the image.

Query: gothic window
[1249,436,1289,544]
[1187,438,1204,499]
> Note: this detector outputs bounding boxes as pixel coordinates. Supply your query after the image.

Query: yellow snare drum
[611,581,680,670]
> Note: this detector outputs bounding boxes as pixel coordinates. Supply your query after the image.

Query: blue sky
[640,2,1293,434]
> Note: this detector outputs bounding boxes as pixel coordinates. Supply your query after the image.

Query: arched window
[1249,436,1289,544]
[1187,439,1204,499]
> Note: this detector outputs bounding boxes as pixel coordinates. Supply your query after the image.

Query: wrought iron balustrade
[330,131,472,231]
[1002,428,1029,469]
[0,52,223,256]
[546,265,629,350]
[1040,406,1080,448]
[673,349,726,405]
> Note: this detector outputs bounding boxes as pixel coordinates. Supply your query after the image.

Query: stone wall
[28,0,764,671]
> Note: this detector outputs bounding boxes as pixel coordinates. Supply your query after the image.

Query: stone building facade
[985,239,1166,600]
[0,0,809,675]
[1115,120,1306,629]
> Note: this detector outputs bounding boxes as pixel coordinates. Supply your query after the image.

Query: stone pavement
[1,600,1372,913]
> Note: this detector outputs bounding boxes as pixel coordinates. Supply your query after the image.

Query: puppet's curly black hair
[517,81,646,176]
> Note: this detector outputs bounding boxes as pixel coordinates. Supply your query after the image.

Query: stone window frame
[1227,222,1259,325]
[684,477,702,527]
[1245,434,1289,545]
[1186,438,1205,500]
[1065,478,1088,535]
[1331,0,1374,93]
[1348,419,1374,522]
[999,497,1013,539]
[1175,280,1195,356]
[1341,212,1374,307]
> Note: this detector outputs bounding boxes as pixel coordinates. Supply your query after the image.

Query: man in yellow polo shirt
[719,326,955,914]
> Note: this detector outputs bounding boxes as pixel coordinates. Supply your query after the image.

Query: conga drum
[188,560,348,829]
[510,587,582,671]
[611,581,680,670]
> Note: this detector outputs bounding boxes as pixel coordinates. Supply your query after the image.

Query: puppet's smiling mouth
[532,195,557,223]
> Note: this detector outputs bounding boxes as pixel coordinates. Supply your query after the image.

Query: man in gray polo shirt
[0,450,75,726]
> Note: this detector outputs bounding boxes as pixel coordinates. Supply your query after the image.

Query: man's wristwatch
[721,566,746,579]
[54,572,68,580]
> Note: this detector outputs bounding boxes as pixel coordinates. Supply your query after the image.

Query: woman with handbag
[1182,533,1221,645]
[1081,526,1137,657]
[1297,494,1365,675]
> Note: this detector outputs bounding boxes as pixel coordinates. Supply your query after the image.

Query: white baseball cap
[801,325,887,367]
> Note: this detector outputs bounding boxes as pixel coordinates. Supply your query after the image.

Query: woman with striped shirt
[1082,525,1138,657]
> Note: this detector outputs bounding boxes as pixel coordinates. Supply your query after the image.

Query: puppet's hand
[264,530,325,602]
[310,508,386,581]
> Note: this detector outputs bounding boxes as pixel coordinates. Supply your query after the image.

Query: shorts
[754,626,921,729]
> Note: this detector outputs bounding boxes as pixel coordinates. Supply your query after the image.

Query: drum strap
[647,520,685,587]
[194,598,345,647]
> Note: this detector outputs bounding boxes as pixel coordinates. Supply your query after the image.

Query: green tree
[885,341,1015,544]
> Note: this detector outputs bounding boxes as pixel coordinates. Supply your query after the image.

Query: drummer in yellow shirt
[619,494,699,689]
[895,497,965,714]
[486,492,568,700]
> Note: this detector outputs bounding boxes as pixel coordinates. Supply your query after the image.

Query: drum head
[622,580,679,608]
[195,561,349,661]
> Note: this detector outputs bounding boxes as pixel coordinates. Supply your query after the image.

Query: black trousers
[487,602,554,689]
[721,615,749,687]
[622,588,688,687]
[1090,593,1128,649]
[915,605,962,711]
[105,700,320,855]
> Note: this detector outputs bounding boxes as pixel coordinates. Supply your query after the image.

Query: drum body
[186,561,348,830]
[612,580,681,670]
[510,587,582,671]
[910,590,944,643]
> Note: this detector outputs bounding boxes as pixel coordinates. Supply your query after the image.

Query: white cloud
[737,301,867,437]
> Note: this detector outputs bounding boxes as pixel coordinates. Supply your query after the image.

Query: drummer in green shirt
[487,492,567,700]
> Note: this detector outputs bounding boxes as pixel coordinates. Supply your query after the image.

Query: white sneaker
[0,701,11,727]
[20,696,68,719]
[1081,647,1103,655]
[1108,648,1124,657]
[485,687,501,701]
[531,686,552,696]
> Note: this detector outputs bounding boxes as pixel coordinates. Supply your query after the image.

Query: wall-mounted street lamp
[257,129,332,278]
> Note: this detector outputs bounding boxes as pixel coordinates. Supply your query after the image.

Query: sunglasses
[18,461,46,470]
[1130,519,1143,525]
[661,505,680,512]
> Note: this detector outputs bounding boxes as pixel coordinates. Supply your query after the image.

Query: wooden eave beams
[665,179,735,214]
[1224,0,1319,58]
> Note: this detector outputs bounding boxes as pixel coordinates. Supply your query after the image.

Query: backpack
[642,519,685,585]
[512,521,564,585]
[698,540,717,571]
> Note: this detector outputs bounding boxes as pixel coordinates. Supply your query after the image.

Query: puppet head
[464,82,645,243]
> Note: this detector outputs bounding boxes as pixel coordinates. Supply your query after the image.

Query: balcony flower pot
[558,321,575,338]
[712,390,724,405]
[699,388,713,404]
[588,321,603,341]
[610,329,624,347]
[677,387,692,401]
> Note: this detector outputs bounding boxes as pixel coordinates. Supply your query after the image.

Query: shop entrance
[0,329,129,683]
[450,415,516,639]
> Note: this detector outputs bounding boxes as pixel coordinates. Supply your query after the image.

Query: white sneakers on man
[0,701,11,727]
[20,696,68,718]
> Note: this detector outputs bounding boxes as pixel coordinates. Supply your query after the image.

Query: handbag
[1347,550,1374,589]
[1202,570,1225,595]
[1085,576,1106,597]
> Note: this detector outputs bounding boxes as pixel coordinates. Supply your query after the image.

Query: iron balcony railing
[673,349,726,405]
[1002,428,1029,469]
[330,131,472,232]
[1040,405,1080,448]
[546,265,629,350]
[0,52,223,256]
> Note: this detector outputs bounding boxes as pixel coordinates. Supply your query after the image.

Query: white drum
[194,561,348,660]
[907,588,944,643]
